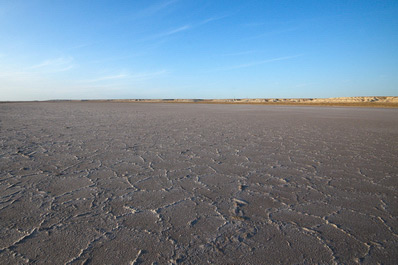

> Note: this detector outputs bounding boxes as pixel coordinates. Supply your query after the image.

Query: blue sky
[1,0,397,100]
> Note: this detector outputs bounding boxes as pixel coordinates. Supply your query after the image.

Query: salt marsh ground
[1,102,397,264]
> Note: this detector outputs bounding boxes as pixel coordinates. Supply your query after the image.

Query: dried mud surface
[1,102,397,264]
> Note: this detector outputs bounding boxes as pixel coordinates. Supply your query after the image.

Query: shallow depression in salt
[1,102,397,264]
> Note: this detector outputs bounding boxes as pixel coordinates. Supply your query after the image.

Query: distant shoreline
[2,96,398,108]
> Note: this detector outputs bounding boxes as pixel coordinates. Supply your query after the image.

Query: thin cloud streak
[128,70,168,80]
[248,27,301,40]
[28,57,75,73]
[216,55,303,71]
[242,22,266,27]
[156,25,191,38]
[50,65,74,72]
[139,25,191,42]
[0,57,75,84]
[199,14,231,25]
[127,0,179,21]
[82,73,129,83]
[0,70,41,80]
[30,57,74,69]
[140,13,229,42]
[67,43,95,51]
[86,52,147,65]
[81,70,168,83]
[140,0,178,16]
[151,0,178,11]
[221,50,258,56]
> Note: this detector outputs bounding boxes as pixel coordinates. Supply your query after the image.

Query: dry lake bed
[1,102,397,264]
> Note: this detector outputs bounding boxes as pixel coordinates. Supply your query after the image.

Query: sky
[0,0,397,101]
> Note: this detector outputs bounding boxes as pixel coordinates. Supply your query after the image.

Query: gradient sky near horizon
[1,0,397,100]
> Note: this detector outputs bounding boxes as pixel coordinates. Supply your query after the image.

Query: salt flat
[0,102,397,264]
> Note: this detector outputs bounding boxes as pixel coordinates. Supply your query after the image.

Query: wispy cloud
[129,0,179,20]
[67,43,94,51]
[29,57,75,72]
[199,14,231,26]
[216,55,302,71]
[221,50,258,56]
[86,52,147,65]
[139,24,191,42]
[248,27,301,40]
[0,70,40,80]
[128,70,168,80]
[30,57,72,68]
[242,22,266,27]
[0,56,75,84]
[156,25,191,38]
[81,70,168,83]
[145,0,178,14]
[82,73,129,83]
[140,13,229,42]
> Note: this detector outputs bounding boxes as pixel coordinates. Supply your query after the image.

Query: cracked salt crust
[0,102,397,264]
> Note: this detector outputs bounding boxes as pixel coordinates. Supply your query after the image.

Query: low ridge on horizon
[3,96,398,107]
